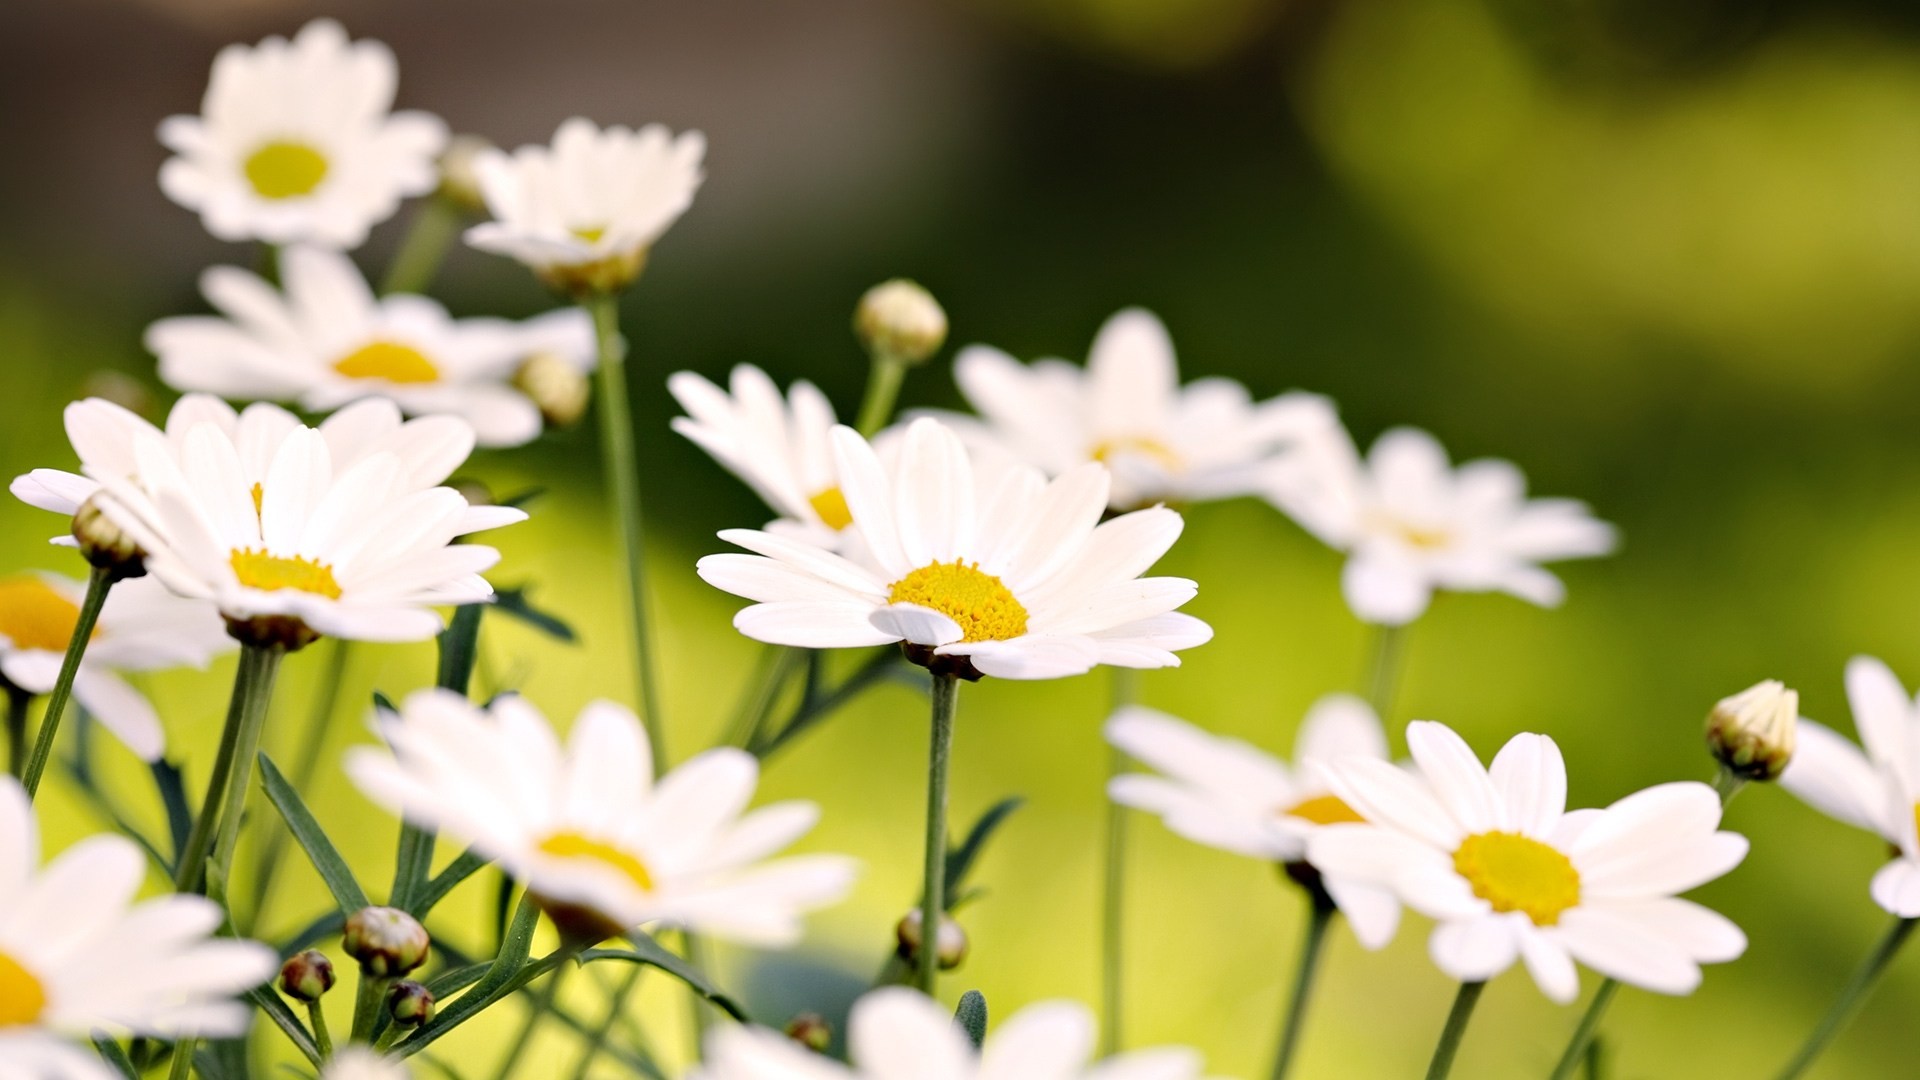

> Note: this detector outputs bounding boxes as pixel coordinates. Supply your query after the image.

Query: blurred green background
[6,0,1920,1075]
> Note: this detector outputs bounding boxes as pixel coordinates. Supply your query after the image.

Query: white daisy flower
[1781,656,1920,916]
[1107,695,1401,947]
[693,986,1214,1080]
[158,19,447,249]
[321,1047,408,1080]
[1307,721,1748,1002]
[347,690,857,945]
[0,573,231,762]
[1265,423,1616,626]
[146,245,596,447]
[0,777,278,1077]
[465,118,706,295]
[696,418,1212,680]
[940,308,1336,512]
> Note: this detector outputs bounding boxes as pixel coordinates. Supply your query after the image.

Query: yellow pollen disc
[1283,793,1367,826]
[808,487,853,531]
[0,949,46,1028]
[334,341,441,385]
[244,140,330,199]
[538,832,655,893]
[1091,435,1181,471]
[887,560,1029,643]
[229,549,343,599]
[571,225,607,244]
[1453,831,1581,926]
[0,576,96,653]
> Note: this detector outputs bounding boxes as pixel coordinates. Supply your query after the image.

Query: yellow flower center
[333,341,440,385]
[571,225,607,244]
[229,549,343,599]
[1283,793,1367,826]
[0,576,96,653]
[0,949,46,1028]
[887,560,1029,643]
[244,140,330,199]
[538,831,655,893]
[1453,831,1581,926]
[808,487,853,531]
[1091,436,1181,471]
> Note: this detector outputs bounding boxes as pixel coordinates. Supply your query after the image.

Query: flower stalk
[1775,917,1918,1080]
[248,637,354,921]
[381,195,462,296]
[1269,889,1337,1080]
[175,643,286,893]
[20,565,114,799]
[918,672,961,994]
[1424,981,1485,1080]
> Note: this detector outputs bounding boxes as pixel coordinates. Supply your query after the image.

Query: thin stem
[918,673,960,994]
[166,1039,195,1080]
[1363,622,1407,723]
[210,647,284,886]
[1269,893,1337,1080]
[380,197,461,296]
[752,648,899,760]
[587,294,667,772]
[1584,1034,1606,1080]
[20,566,113,799]
[854,354,909,437]
[308,1001,334,1060]
[5,687,28,779]
[248,638,353,920]
[174,645,284,893]
[721,646,802,749]
[493,962,570,1080]
[1423,981,1485,1080]
[1775,917,1918,1080]
[1547,980,1620,1080]
[1712,765,1747,806]
[681,930,713,1056]
[351,972,390,1045]
[1100,665,1140,1055]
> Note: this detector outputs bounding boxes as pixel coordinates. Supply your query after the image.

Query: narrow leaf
[91,1036,137,1080]
[412,846,490,916]
[492,586,577,643]
[396,894,547,1057]
[580,931,749,1021]
[955,990,988,1048]
[944,797,1024,899]
[150,758,193,860]
[257,753,370,914]
[246,986,322,1064]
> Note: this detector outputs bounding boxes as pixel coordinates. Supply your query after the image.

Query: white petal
[1487,733,1565,840]
[1429,914,1521,982]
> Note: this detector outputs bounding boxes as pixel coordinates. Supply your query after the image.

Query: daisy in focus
[941,308,1335,511]
[1308,721,1748,1002]
[147,245,596,446]
[465,118,706,295]
[158,19,447,248]
[692,986,1213,1080]
[1265,424,1616,626]
[348,691,856,945]
[0,778,278,1077]
[1107,695,1401,947]
[697,418,1212,680]
[1781,656,1920,916]
[0,573,230,761]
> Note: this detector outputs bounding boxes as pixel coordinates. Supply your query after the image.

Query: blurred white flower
[1265,424,1616,626]
[1107,695,1401,947]
[1309,721,1748,1002]
[692,986,1215,1080]
[670,365,853,550]
[0,778,277,1078]
[1782,656,1920,916]
[320,1047,408,1080]
[158,19,446,249]
[697,418,1211,680]
[147,246,594,447]
[0,573,231,761]
[466,118,705,294]
[941,308,1336,511]
[348,691,855,945]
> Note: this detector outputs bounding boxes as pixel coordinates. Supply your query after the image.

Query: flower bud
[71,495,146,580]
[854,279,947,366]
[894,908,967,971]
[278,950,336,1003]
[513,353,591,428]
[437,134,494,215]
[784,1012,832,1053]
[387,980,435,1027]
[1706,679,1798,782]
[343,906,431,977]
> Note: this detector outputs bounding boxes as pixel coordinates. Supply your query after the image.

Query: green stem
[308,1001,334,1060]
[167,1039,195,1080]
[209,647,283,887]
[1547,980,1620,1080]
[1269,892,1337,1080]
[721,646,802,749]
[5,686,28,779]
[493,962,570,1080]
[1424,981,1485,1080]
[174,645,284,893]
[1775,917,1918,1080]
[351,972,390,1045]
[917,674,960,995]
[681,930,713,1056]
[20,565,113,799]
[380,197,461,296]
[587,294,667,773]
[248,638,353,921]
[1363,622,1407,723]
[752,649,899,760]
[1101,666,1140,1055]
[1712,765,1747,806]
[854,354,909,437]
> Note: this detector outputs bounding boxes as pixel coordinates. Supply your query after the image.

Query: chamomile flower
[1308,722,1748,1002]
[1265,424,1616,626]
[1781,656,1920,916]
[158,19,446,248]
[0,573,230,761]
[465,118,706,295]
[147,246,595,446]
[693,987,1213,1080]
[1107,695,1401,947]
[940,308,1335,511]
[697,418,1211,680]
[347,691,856,945]
[320,1048,408,1080]
[669,365,853,549]
[0,778,278,1077]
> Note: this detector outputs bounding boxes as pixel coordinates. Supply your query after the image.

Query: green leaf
[390,825,435,911]
[955,990,988,1048]
[491,585,577,642]
[412,846,490,916]
[150,758,192,861]
[373,690,397,714]
[396,893,547,1058]
[497,487,546,510]
[247,986,322,1064]
[580,931,749,1022]
[944,797,1024,900]
[435,603,485,694]
[92,1036,137,1080]
[256,753,371,914]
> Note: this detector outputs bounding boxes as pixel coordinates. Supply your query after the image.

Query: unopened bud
[854,280,947,366]
[278,950,336,1003]
[1707,679,1798,782]
[894,908,968,971]
[71,495,145,579]
[387,980,435,1027]
[343,906,431,977]
[513,353,591,428]
[784,1012,832,1052]
[437,134,494,215]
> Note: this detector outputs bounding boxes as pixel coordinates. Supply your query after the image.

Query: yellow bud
[855,280,948,366]
[1706,679,1798,782]
[437,134,494,215]
[513,354,591,428]
[71,495,145,580]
